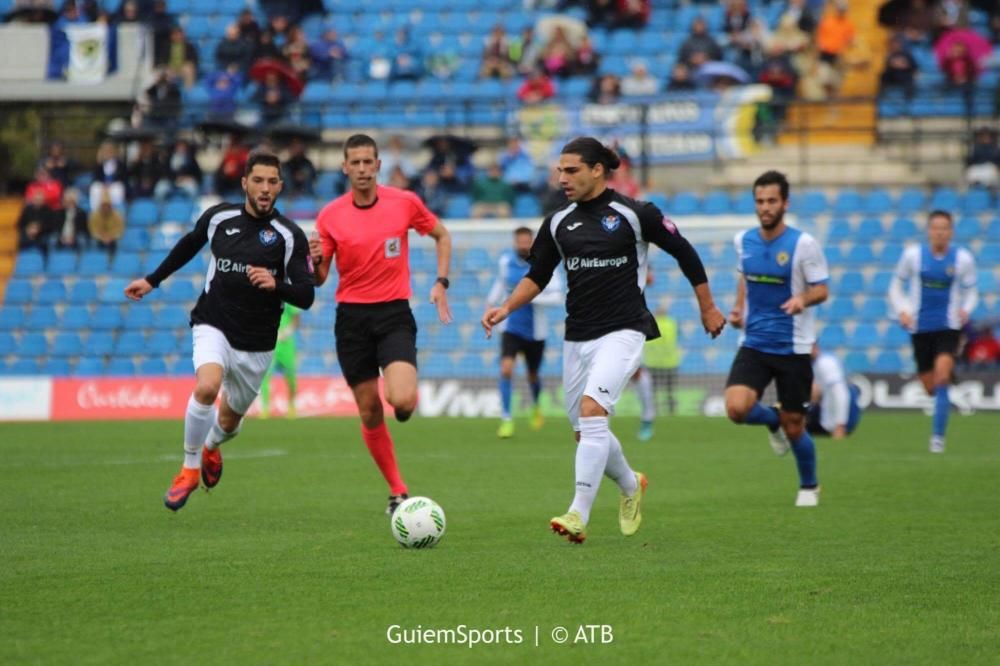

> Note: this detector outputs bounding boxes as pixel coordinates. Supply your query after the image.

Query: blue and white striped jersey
[888,244,978,333]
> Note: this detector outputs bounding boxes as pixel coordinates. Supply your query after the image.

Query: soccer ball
[390,496,446,549]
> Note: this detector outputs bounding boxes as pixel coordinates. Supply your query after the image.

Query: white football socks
[636,371,655,423]
[183,396,215,469]
[206,408,241,450]
[569,416,611,524]
[605,430,638,496]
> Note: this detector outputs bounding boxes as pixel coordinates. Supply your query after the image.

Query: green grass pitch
[2,413,999,665]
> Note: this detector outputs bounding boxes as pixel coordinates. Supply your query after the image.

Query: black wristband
[435,277,450,289]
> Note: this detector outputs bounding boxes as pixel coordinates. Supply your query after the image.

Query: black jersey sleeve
[525,216,562,291]
[274,226,316,310]
[638,203,708,287]
[144,207,212,287]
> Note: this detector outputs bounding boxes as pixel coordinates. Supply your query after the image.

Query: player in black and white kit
[125,151,315,511]
[482,137,726,543]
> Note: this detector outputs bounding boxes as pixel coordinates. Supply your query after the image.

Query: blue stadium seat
[3,358,41,375]
[850,323,880,348]
[824,245,845,264]
[444,195,471,219]
[99,279,129,304]
[838,271,864,293]
[36,279,67,304]
[679,350,707,374]
[647,192,669,211]
[798,190,828,215]
[88,331,115,355]
[42,358,72,376]
[120,228,150,252]
[843,350,869,372]
[47,251,78,276]
[855,217,884,242]
[148,331,179,355]
[69,279,98,302]
[453,353,486,377]
[702,190,730,215]
[978,269,998,294]
[731,191,755,214]
[955,216,981,241]
[51,332,84,356]
[128,198,159,227]
[819,324,847,348]
[0,306,25,330]
[25,305,58,329]
[885,325,910,347]
[139,357,169,375]
[156,305,190,329]
[19,332,47,356]
[861,189,893,216]
[929,188,960,211]
[161,280,196,303]
[670,192,701,215]
[13,251,44,276]
[91,306,123,330]
[74,357,105,375]
[110,252,142,275]
[78,251,110,277]
[858,299,887,320]
[106,358,136,375]
[879,243,904,264]
[871,270,893,294]
[114,331,146,356]
[889,217,919,239]
[123,305,155,329]
[827,218,851,239]
[896,188,926,214]
[462,248,492,272]
[962,189,992,214]
[832,189,863,215]
[844,245,876,266]
[5,280,33,304]
[980,245,1000,264]
[873,350,905,373]
[177,253,208,277]
[0,331,15,354]
[513,194,540,218]
[142,252,169,275]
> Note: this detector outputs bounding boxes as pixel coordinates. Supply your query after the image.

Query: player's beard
[246,194,273,217]
[517,249,530,260]
[759,208,784,230]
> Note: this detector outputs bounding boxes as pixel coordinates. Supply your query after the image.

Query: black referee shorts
[726,346,813,414]
[911,330,960,374]
[500,332,546,374]
[335,300,418,387]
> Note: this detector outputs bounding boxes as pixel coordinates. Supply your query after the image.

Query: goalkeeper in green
[260,305,300,418]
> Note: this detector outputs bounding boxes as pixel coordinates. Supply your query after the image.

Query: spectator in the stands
[89,141,126,211]
[252,29,285,64]
[724,0,753,43]
[416,169,448,217]
[310,27,348,80]
[425,136,474,187]
[964,324,1000,367]
[767,14,810,76]
[437,162,467,195]
[127,139,165,200]
[159,139,202,199]
[941,40,979,91]
[816,1,855,68]
[144,69,182,129]
[283,25,312,80]
[879,34,918,99]
[150,0,177,68]
[214,135,249,196]
[574,34,600,75]
[895,0,935,46]
[621,60,660,97]
[499,137,535,194]
[207,68,241,117]
[481,24,515,79]
[216,23,253,73]
[282,139,317,197]
[517,67,555,104]
[539,25,576,78]
[53,188,89,251]
[17,189,54,255]
[615,0,651,29]
[935,0,964,36]
[584,0,616,28]
[237,9,261,45]
[268,14,291,47]
[254,71,292,126]
[88,190,125,254]
[678,17,723,68]
[509,27,537,75]
[965,127,1000,190]
[114,0,139,24]
[991,12,1000,45]
[25,165,64,211]
[781,0,817,34]
[164,26,198,88]
[471,163,515,219]
[427,40,460,80]
[40,140,78,188]
[667,62,697,91]
[378,135,417,183]
[389,28,423,81]
[589,73,622,103]
[388,166,412,191]
[757,55,797,142]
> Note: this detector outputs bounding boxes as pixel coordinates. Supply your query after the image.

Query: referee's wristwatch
[435,277,450,290]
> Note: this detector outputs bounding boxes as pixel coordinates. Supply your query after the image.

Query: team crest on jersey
[776,251,790,266]
[946,266,955,276]
[601,214,621,232]
[385,237,401,258]
[259,228,278,246]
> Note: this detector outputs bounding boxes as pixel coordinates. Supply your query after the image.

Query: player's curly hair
[752,170,790,201]
[244,150,281,177]
[561,137,621,174]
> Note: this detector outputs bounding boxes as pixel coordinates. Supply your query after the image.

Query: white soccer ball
[391,496,446,549]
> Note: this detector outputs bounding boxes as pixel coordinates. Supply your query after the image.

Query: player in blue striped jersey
[888,210,978,453]
[725,171,830,507]
[486,227,563,438]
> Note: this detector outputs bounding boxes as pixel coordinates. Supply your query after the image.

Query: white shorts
[563,329,647,431]
[192,324,273,415]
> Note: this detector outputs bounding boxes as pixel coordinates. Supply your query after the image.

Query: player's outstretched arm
[482,277,542,338]
[124,278,153,301]
[427,222,453,324]
[729,276,745,329]
[692,282,725,338]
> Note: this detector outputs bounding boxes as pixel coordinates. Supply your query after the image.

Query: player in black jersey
[483,137,726,543]
[124,150,315,511]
